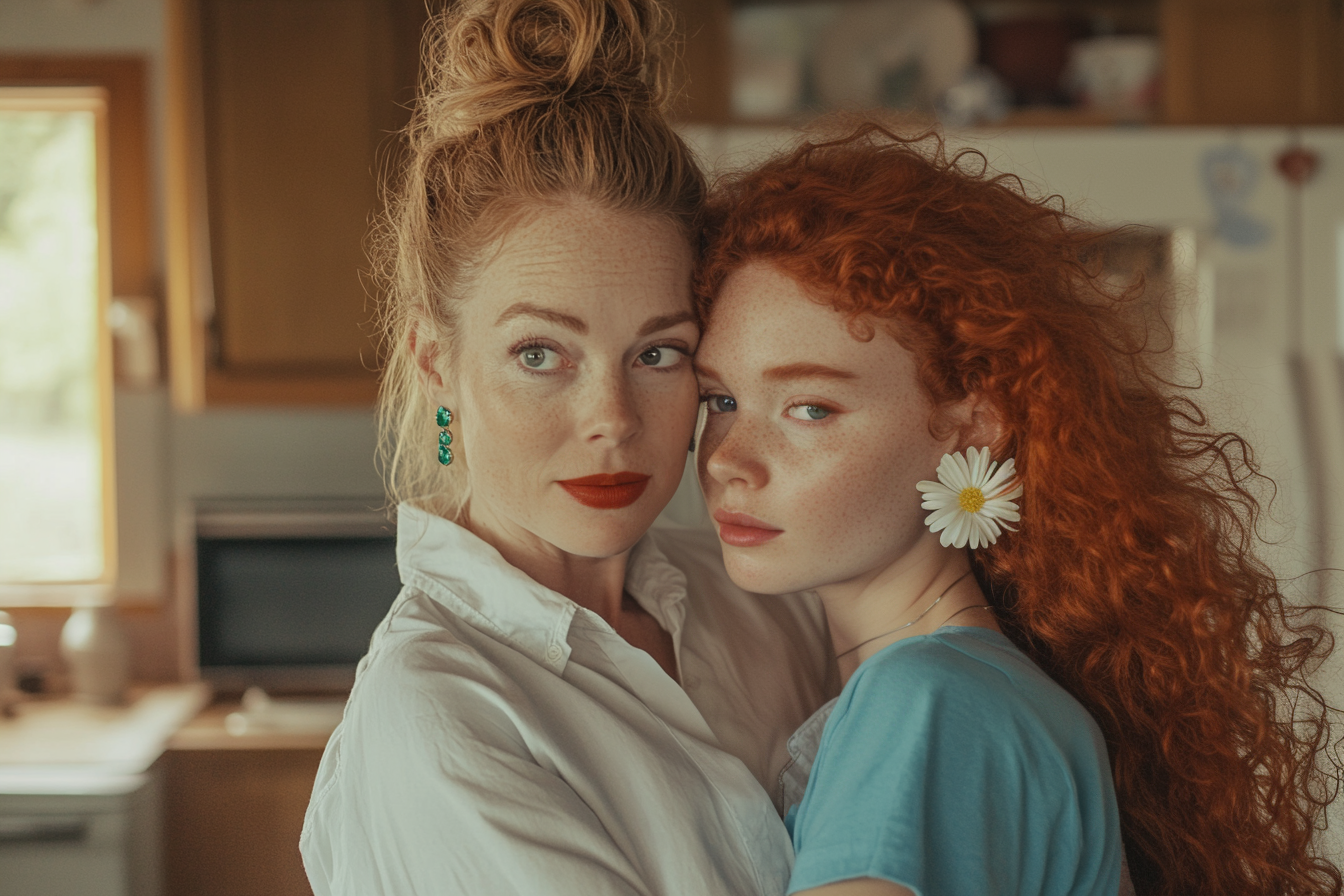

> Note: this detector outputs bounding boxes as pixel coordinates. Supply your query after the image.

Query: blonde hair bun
[422,0,674,139]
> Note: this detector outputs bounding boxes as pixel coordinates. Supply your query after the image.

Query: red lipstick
[558,472,651,509]
[713,509,784,547]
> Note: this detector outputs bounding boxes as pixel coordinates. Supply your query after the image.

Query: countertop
[0,683,211,795]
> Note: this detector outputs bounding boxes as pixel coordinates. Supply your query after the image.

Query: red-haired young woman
[692,122,1341,896]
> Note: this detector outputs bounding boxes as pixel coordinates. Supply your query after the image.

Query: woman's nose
[577,368,642,445]
[701,415,769,490]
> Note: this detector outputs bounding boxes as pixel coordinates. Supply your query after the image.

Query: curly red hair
[696,122,1341,896]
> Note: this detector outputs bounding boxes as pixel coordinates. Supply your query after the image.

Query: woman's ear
[409,324,452,402]
[947,393,1004,453]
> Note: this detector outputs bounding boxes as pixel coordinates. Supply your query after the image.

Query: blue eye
[786,404,830,421]
[703,395,737,413]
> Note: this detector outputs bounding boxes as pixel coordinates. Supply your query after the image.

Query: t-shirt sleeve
[786,642,1113,896]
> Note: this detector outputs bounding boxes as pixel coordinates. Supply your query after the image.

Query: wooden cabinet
[162,702,330,896]
[161,749,321,896]
[1162,0,1344,124]
[166,0,428,408]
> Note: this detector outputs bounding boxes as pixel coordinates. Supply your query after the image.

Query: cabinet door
[1163,0,1344,124]
[167,0,426,407]
[161,748,322,896]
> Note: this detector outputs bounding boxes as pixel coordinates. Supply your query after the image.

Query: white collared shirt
[301,505,837,896]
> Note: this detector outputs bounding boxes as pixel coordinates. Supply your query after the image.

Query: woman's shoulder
[350,587,523,724]
[839,627,1104,754]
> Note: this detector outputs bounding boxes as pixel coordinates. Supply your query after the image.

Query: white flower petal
[925,506,960,532]
[913,480,956,502]
[946,513,971,548]
[981,500,1020,522]
[973,514,993,549]
[982,458,1018,495]
[939,520,958,547]
[979,513,1003,539]
[967,517,985,550]
[937,453,967,491]
[951,452,973,490]
[969,447,991,485]
[922,495,957,511]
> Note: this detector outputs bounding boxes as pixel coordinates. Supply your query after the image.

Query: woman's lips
[558,473,651,509]
[713,509,783,547]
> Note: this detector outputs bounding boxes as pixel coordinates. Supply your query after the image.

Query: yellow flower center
[958,487,985,514]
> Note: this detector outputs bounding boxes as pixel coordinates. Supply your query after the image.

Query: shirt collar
[395,504,689,673]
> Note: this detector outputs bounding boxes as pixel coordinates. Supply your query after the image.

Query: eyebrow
[763,362,860,382]
[495,302,587,333]
[694,361,859,384]
[637,310,696,338]
[494,304,696,338]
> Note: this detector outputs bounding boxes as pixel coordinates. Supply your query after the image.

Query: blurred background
[0,0,1342,893]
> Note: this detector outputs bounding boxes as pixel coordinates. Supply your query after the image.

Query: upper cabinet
[167,0,427,409]
[1162,0,1343,124]
[672,0,1344,127]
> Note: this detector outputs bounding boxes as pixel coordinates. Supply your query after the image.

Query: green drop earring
[436,406,454,466]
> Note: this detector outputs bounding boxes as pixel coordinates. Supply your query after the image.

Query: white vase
[0,610,17,714]
[59,605,130,705]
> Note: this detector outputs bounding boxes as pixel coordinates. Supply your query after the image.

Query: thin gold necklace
[835,570,978,659]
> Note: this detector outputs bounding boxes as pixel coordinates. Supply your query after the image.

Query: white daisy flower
[915,447,1023,550]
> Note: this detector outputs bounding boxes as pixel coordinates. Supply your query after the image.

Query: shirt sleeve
[786,642,1110,896]
[301,651,651,896]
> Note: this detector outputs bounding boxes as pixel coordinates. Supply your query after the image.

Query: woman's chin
[722,549,811,597]
[541,508,661,559]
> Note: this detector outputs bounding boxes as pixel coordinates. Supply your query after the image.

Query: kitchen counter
[0,684,210,896]
[0,684,210,794]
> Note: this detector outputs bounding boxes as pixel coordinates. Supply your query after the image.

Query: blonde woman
[299,0,834,893]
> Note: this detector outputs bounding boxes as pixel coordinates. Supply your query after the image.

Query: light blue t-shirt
[784,626,1122,896]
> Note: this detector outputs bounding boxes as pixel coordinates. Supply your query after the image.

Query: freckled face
[696,261,954,595]
[447,202,699,559]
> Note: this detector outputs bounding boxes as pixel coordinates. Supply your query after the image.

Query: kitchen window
[0,88,116,595]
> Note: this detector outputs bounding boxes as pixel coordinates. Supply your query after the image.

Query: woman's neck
[461,505,629,624]
[816,534,998,683]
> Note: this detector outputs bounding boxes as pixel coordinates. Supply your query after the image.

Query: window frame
[0,86,118,604]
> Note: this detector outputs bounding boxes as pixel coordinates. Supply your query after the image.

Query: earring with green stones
[436,406,454,466]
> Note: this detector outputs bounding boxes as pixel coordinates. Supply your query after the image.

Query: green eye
[787,404,830,421]
[519,346,559,370]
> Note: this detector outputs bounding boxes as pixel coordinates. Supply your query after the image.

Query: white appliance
[681,123,1344,857]
[0,771,160,896]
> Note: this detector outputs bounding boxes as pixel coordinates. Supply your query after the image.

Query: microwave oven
[177,499,400,694]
